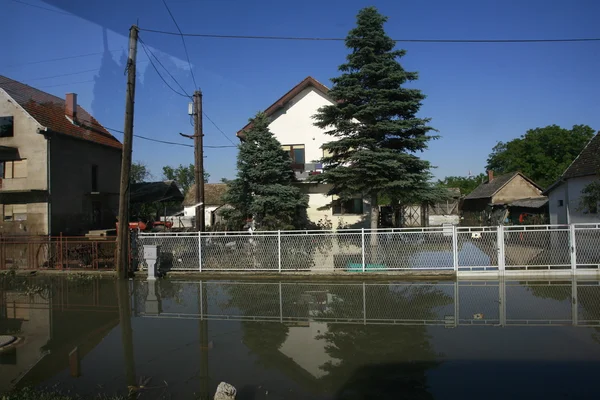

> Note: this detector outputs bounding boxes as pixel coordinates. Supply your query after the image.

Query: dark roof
[130,181,183,204]
[561,132,600,180]
[184,183,228,206]
[507,197,548,208]
[0,75,122,150]
[464,172,542,200]
[236,76,330,139]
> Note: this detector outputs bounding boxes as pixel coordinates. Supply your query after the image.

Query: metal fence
[136,224,600,273]
[0,235,117,270]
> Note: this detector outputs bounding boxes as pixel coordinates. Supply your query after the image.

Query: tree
[221,112,308,230]
[486,125,595,189]
[437,174,487,196]
[131,161,151,184]
[162,164,209,194]
[311,7,437,233]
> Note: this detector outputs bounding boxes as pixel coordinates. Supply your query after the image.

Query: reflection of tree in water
[317,285,452,400]
[224,283,289,369]
[524,282,571,302]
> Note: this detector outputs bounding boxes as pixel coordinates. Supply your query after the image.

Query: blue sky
[1,0,599,184]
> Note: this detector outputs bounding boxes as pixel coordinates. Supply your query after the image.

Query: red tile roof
[0,75,122,150]
[236,76,330,139]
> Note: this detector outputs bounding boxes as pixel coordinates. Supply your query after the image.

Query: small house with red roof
[236,76,370,229]
[0,75,122,235]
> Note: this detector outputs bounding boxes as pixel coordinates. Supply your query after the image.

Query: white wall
[183,205,220,227]
[566,175,599,224]
[278,322,336,378]
[268,87,335,164]
[306,190,370,229]
[548,182,567,225]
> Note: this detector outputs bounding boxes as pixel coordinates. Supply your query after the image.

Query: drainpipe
[41,128,51,236]
[565,180,571,225]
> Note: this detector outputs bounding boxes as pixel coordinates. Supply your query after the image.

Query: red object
[115,221,147,234]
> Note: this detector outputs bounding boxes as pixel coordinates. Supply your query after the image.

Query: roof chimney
[65,93,77,120]
[487,170,494,182]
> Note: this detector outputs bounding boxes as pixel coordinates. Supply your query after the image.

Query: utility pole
[194,91,205,232]
[116,25,138,278]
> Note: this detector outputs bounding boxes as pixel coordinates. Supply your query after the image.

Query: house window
[558,200,564,207]
[332,198,364,215]
[1,160,27,179]
[3,204,26,221]
[282,145,305,169]
[91,165,98,192]
[0,116,14,137]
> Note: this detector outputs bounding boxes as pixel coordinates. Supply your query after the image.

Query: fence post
[277,230,282,273]
[452,225,458,273]
[363,282,367,325]
[497,226,505,274]
[361,228,365,272]
[198,231,202,272]
[570,224,577,274]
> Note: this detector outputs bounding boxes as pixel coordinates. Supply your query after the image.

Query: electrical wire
[203,112,237,146]
[138,28,600,43]
[138,36,191,98]
[10,0,73,16]
[25,68,100,82]
[138,36,190,98]
[38,79,96,88]
[1,50,122,68]
[160,0,199,90]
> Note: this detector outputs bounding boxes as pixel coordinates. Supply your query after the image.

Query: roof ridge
[0,75,68,104]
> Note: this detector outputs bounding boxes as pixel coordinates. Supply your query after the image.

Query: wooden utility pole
[193,90,205,232]
[116,25,138,278]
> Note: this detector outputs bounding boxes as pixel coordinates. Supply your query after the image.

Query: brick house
[0,75,122,235]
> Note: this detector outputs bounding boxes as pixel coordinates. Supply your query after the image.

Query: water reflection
[2,277,600,399]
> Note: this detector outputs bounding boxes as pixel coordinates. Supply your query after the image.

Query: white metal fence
[135,223,600,273]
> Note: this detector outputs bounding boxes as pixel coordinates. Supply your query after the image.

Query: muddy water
[2,276,600,399]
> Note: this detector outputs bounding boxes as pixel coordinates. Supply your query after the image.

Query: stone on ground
[214,382,236,400]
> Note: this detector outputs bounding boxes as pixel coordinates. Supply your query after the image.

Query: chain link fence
[136,224,600,273]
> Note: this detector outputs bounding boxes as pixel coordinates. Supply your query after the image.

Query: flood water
[2,276,600,399]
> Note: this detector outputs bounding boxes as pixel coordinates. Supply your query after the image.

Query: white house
[544,132,600,224]
[182,183,228,228]
[236,76,370,229]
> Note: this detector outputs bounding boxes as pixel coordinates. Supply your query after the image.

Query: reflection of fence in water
[135,280,600,327]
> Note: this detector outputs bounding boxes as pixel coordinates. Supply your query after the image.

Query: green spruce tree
[312,6,439,232]
[222,112,308,230]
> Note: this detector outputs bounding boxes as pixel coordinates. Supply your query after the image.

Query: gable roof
[561,132,600,180]
[464,172,542,200]
[0,75,122,150]
[130,181,183,204]
[184,183,228,206]
[543,132,600,194]
[236,76,330,139]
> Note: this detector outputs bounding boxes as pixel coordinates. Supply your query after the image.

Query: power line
[10,0,73,16]
[38,79,96,88]
[138,28,600,43]
[138,36,191,97]
[203,112,236,146]
[102,126,235,148]
[160,0,199,90]
[25,68,100,82]
[1,50,122,68]
[138,37,190,98]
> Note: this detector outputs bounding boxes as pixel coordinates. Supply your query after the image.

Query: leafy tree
[311,7,437,233]
[486,125,595,189]
[130,161,151,184]
[437,173,486,196]
[221,112,308,230]
[580,180,600,215]
[162,164,209,194]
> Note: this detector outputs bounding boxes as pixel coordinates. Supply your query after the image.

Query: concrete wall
[493,174,542,204]
[566,175,599,224]
[301,184,370,229]
[50,134,121,235]
[548,182,567,225]
[268,87,335,164]
[0,90,49,234]
[183,205,220,227]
